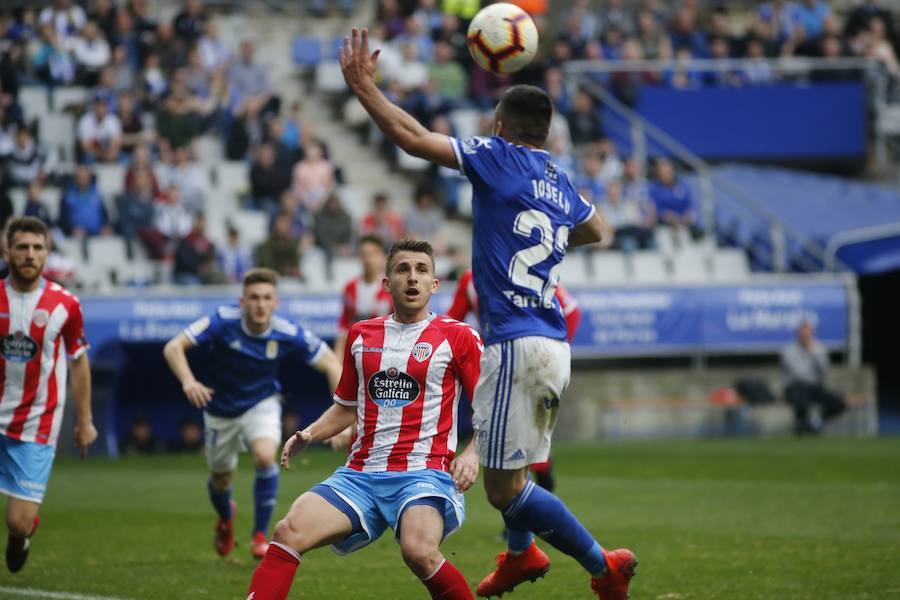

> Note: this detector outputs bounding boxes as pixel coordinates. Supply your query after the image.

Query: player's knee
[253,454,277,470]
[272,516,309,553]
[6,511,34,538]
[400,538,441,576]
[484,484,517,511]
[210,472,232,491]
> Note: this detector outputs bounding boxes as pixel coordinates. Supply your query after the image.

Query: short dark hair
[6,216,48,249]
[359,234,386,252]
[496,85,553,147]
[387,239,435,272]
[242,267,279,288]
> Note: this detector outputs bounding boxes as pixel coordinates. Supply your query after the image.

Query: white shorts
[474,337,571,470]
[203,396,282,473]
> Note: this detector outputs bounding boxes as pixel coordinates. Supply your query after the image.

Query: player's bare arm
[281,403,356,469]
[569,209,612,249]
[311,346,342,394]
[70,353,97,458]
[340,28,457,169]
[162,333,214,408]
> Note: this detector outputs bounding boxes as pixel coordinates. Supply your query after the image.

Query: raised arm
[340,28,457,169]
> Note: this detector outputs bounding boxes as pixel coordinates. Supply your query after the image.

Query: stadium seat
[558,250,591,287]
[292,36,323,67]
[449,109,482,139]
[315,62,347,93]
[335,186,370,222]
[653,227,676,255]
[629,251,669,283]
[331,256,361,284]
[20,87,50,123]
[397,149,430,172]
[232,210,269,247]
[670,250,710,283]
[302,250,328,290]
[51,86,90,111]
[710,249,751,282]
[591,251,629,285]
[94,163,125,200]
[214,161,249,197]
[9,188,25,216]
[197,135,224,164]
[39,113,75,156]
[328,36,345,60]
[53,236,85,263]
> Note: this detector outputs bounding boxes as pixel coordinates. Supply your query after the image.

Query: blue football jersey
[184,306,326,417]
[451,136,595,345]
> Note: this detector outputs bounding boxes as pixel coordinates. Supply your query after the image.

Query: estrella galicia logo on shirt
[367,367,420,408]
[2,332,39,362]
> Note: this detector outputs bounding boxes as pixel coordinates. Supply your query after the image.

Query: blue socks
[253,464,280,536]
[207,478,233,520]
[503,480,607,576]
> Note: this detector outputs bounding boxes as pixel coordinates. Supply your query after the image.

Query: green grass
[2,438,900,599]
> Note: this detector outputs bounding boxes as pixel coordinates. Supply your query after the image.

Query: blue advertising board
[81,280,848,359]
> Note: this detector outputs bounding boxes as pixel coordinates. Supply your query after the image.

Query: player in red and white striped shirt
[248,240,481,600]
[0,217,97,573]
[333,234,394,360]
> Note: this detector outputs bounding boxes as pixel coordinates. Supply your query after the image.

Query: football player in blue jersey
[163,268,341,560]
[340,29,635,600]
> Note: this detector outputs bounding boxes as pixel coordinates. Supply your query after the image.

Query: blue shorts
[0,434,55,504]
[312,467,465,555]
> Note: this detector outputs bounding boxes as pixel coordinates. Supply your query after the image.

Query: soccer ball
[467,3,538,74]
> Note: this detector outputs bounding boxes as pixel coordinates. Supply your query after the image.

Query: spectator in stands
[117,167,158,258]
[219,224,253,283]
[230,40,279,126]
[812,34,858,82]
[77,95,122,163]
[109,43,135,94]
[427,115,466,216]
[781,320,846,434]
[112,8,139,65]
[758,0,802,47]
[279,101,305,156]
[313,192,354,259]
[153,21,187,73]
[59,164,112,238]
[703,37,741,87]
[0,107,15,161]
[845,0,896,47]
[395,15,434,63]
[708,7,743,57]
[72,20,111,86]
[266,117,300,169]
[666,46,704,88]
[468,64,512,110]
[169,418,204,454]
[637,9,673,60]
[602,180,655,253]
[173,0,206,46]
[156,89,200,164]
[276,191,314,253]
[547,136,578,181]
[414,0,444,38]
[174,212,222,285]
[740,38,777,85]
[575,153,607,204]
[117,92,148,157]
[122,415,162,455]
[163,146,206,215]
[308,0,357,18]
[650,158,700,238]
[604,0,635,36]
[543,67,571,116]
[404,78,452,128]
[405,187,446,254]
[669,6,709,58]
[88,0,117,41]
[255,211,301,278]
[92,66,120,113]
[360,191,404,247]
[30,23,76,86]
[142,52,168,106]
[567,90,603,146]
[290,139,335,212]
[124,143,160,196]
[24,181,53,227]
[39,0,86,48]
[794,0,831,42]
[250,142,292,214]
[427,41,467,104]
[864,16,900,77]
[147,185,192,259]
[8,127,52,188]
[394,42,429,92]
[197,21,230,73]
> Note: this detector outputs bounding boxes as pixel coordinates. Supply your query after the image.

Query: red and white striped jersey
[337,276,394,336]
[335,314,483,473]
[0,278,88,445]
[446,269,582,343]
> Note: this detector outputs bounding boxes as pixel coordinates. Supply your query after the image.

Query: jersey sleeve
[184,310,224,346]
[571,191,596,226]
[333,324,361,406]
[450,323,484,403]
[294,325,327,365]
[61,297,89,359]
[450,136,506,185]
[337,281,354,336]
[446,273,473,322]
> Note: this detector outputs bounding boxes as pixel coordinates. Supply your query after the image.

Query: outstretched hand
[339,28,381,91]
[281,429,313,469]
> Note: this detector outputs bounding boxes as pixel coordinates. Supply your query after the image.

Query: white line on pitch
[0,587,135,600]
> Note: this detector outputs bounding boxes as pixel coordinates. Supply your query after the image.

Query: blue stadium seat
[292,36,323,67]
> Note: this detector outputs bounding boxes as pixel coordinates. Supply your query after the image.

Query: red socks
[422,559,474,600]
[246,542,301,600]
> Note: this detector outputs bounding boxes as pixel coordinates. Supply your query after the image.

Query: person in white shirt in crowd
[71,20,110,86]
[77,96,122,163]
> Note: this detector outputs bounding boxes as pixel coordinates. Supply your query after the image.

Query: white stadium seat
[630,251,669,284]
[558,250,590,287]
[710,249,751,282]
[591,251,628,286]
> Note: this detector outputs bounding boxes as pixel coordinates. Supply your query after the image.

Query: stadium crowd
[0,0,894,287]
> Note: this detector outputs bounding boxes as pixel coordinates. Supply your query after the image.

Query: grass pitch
[1,438,898,599]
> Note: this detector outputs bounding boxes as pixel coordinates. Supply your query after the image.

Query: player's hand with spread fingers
[338,27,380,91]
[74,419,98,459]
[281,429,313,469]
[183,380,214,408]
[449,446,479,492]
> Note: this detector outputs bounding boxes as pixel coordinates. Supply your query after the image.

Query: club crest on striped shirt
[32,309,50,328]
[412,342,433,363]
